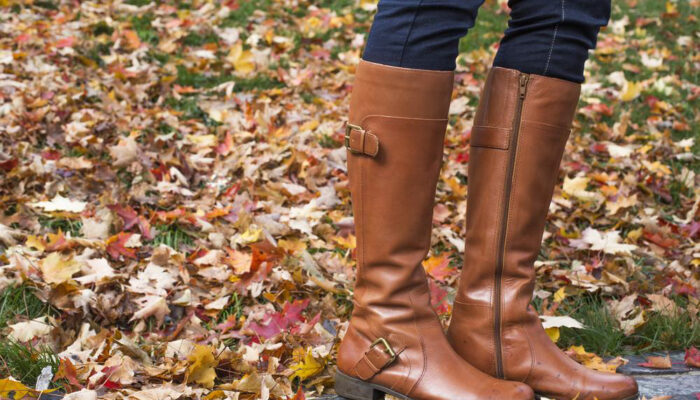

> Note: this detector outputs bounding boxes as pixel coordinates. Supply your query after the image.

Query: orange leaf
[639,354,672,369]
[122,30,142,49]
[106,232,137,260]
[422,254,454,282]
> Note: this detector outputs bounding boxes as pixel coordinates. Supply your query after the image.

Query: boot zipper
[493,72,529,379]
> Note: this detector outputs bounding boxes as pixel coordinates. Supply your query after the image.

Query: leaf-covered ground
[0,0,697,398]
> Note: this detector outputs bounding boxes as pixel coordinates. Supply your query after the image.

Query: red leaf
[455,151,469,163]
[428,279,451,316]
[643,230,680,249]
[0,158,18,172]
[248,299,310,339]
[55,36,76,48]
[110,205,139,230]
[215,132,234,155]
[685,347,700,368]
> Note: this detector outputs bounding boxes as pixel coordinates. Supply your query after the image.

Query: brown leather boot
[446,67,639,400]
[335,60,535,400]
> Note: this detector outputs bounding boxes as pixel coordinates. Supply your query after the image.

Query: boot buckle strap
[353,337,398,380]
[345,123,379,157]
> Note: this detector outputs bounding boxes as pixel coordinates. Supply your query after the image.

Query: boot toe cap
[586,372,639,400]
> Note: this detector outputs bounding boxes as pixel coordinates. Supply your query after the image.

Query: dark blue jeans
[362,0,611,83]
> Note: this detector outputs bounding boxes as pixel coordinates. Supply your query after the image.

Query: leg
[494,0,612,82]
[335,2,535,400]
[447,2,639,400]
[362,0,486,71]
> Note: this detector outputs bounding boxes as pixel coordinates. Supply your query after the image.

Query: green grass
[218,293,244,322]
[557,296,628,356]
[125,0,156,6]
[38,217,83,237]
[555,294,700,355]
[0,285,56,329]
[151,223,195,249]
[181,30,220,47]
[130,14,159,46]
[175,65,285,92]
[220,0,272,28]
[458,0,508,56]
[0,340,60,388]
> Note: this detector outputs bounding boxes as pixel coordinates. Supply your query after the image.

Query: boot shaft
[449,67,580,378]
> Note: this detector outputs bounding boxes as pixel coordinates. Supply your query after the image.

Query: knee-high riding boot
[335,61,535,400]
[446,67,639,400]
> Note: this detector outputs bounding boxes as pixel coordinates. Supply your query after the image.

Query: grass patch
[181,30,220,47]
[458,0,508,55]
[218,293,244,322]
[175,65,234,89]
[125,0,156,6]
[0,340,60,388]
[151,223,195,249]
[630,308,700,353]
[33,0,58,10]
[220,0,271,28]
[558,296,627,356]
[316,0,354,12]
[556,294,700,355]
[175,65,285,92]
[0,285,56,329]
[38,217,82,237]
[130,14,159,46]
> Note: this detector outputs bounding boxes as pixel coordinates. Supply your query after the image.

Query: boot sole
[535,393,640,400]
[335,371,413,400]
[335,371,639,400]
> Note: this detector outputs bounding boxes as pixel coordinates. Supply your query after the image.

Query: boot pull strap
[353,337,404,380]
[345,123,379,157]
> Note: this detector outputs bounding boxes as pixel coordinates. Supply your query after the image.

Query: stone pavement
[317,352,700,400]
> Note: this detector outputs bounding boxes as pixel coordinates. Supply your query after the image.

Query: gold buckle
[345,123,364,153]
[370,337,396,364]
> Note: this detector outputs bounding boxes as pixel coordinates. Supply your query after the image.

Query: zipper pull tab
[519,74,529,98]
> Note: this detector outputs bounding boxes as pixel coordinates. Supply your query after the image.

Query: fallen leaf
[289,347,324,381]
[638,354,672,369]
[40,252,81,285]
[8,316,53,342]
[186,345,219,388]
[684,347,700,368]
[30,195,87,213]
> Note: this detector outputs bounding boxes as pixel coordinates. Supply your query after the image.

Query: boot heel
[335,371,383,400]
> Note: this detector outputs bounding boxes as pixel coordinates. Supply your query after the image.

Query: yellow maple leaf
[333,235,356,250]
[186,345,219,388]
[25,235,46,252]
[238,226,263,245]
[446,177,467,197]
[227,43,255,75]
[545,327,560,343]
[278,239,307,254]
[553,287,567,303]
[289,347,324,381]
[620,80,642,102]
[0,378,35,399]
[186,134,218,147]
[566,345,624,373]
[40,252,81,285]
